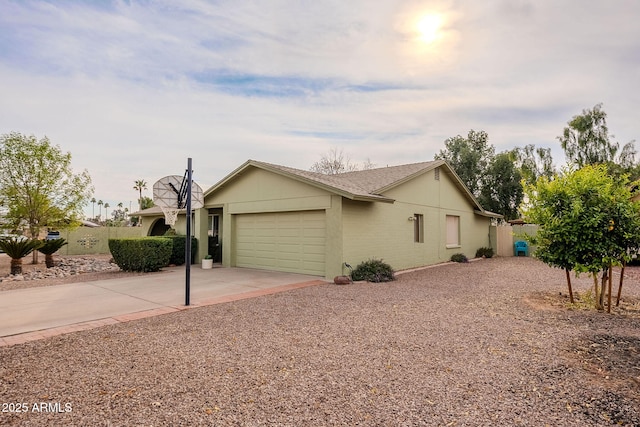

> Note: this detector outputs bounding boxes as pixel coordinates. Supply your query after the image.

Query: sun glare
[416,14,443,44]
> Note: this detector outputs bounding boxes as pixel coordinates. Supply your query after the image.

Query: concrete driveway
[0,266,326,345]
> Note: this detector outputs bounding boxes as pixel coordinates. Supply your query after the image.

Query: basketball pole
[185,158,193,306]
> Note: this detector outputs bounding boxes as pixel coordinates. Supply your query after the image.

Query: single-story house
[135,159,502,279]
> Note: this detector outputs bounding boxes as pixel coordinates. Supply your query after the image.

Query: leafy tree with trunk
[0,132,93,264]
[435,130,525,219]
[434,130,494,197]
[523,164,640,311]
[559,103,636,174]
[478,153,523,220]
[510,144,555,186]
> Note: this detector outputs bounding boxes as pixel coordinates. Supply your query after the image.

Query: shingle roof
[204,159,501,217]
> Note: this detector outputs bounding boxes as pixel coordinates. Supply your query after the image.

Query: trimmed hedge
[109,238,172,272]
[351,258,395,283]
[162,235,198,265]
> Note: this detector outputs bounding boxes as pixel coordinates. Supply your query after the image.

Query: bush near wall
[109,238,172,272]
[162,235,198,265]
[351,259,395,282]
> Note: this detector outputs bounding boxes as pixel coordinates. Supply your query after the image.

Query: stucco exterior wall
[342,168,493,271]
[204,168,338,277]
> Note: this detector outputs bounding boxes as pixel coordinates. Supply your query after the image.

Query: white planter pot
[201,259,213,269]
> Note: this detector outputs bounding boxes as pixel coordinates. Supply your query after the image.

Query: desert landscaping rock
[1,257,639,426]
[0,257,119,282]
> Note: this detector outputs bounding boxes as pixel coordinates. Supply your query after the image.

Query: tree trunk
[599,269,608,308]
[565,269,574,303]
[593,273,603,311]
[616,261,625,307]
[45,254,55,268]
[10,258,22,276]
[607,264,612,313]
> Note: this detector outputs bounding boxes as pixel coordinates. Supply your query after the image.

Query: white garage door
[234,210,326,276]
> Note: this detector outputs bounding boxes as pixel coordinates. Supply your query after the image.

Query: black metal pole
[185,158,192,306]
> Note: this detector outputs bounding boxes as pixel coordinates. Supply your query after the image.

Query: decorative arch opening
[149,218,171,236]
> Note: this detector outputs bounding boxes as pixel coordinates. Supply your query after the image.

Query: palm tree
[133,180,147,211]
[104,203,110,224]
[37,238,68,268]
[0,237,43,275]
[90,197,96,219]
[97,200,103,221]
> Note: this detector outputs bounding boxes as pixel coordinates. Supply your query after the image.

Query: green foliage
[0,132,93,238]
[108,238,172,272]
[450,253,469,263]
[37,238,68,268]
[510,144,555,186]
[558,103,636,173]
[434,130,529,220]
[0,237,43,259]
[475,247,494,258]
[162,235,198,265]
[523,164,640,309]
[351,259,395,282]
[37,238,68,255]
[435,130,493,197]
[478,153,524,220]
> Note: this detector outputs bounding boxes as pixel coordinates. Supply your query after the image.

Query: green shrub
[109,238,172,272]
[162,235,198,265]
[450,253,469,263]
[351,259,395,282]
[475,247,494,258]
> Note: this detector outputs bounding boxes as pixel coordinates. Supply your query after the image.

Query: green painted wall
[53,227,146,255]
[204,168,336,276]
[200,165,493,278]
[342,168,493,271]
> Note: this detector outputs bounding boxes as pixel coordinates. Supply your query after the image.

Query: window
[446,215,460,247]
[414,214,424,243]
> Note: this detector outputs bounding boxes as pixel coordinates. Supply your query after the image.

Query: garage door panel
[235,211,326,276]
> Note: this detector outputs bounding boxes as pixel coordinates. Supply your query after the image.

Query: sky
[1,0,639,219]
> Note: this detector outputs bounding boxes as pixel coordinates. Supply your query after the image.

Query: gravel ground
[1,257,639,426]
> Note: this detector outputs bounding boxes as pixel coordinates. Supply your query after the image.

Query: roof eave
[474,210,503,218]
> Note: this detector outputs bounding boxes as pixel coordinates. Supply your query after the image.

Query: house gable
[207,166,333,214]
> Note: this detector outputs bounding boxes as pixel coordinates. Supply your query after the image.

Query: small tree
[0,237,43,275]
[524,165,640,311]
[37,238,68,268]
[0,133,93,263]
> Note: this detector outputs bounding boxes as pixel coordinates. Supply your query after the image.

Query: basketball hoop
[160,206,180,227]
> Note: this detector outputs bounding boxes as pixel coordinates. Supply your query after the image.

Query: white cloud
[0,0,638,216]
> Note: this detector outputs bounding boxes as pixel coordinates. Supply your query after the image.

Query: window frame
[446,215,460,248]
[414,214,424,243]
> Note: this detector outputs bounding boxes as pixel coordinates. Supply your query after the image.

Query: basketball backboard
[153,175,204,210]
